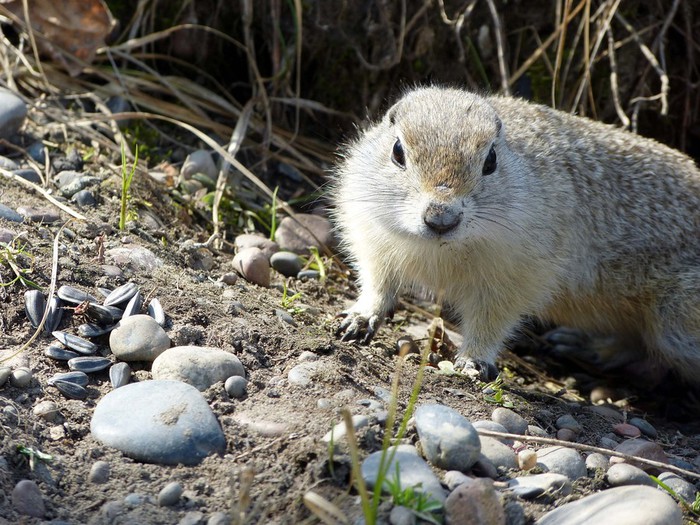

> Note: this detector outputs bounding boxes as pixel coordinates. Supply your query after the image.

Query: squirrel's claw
[456,357,499,382]
[336,311,380,344]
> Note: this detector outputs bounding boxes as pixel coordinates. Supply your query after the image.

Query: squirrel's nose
[423,203,461,234]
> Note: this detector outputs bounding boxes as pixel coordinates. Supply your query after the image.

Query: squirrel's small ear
[386,100,402,126]
[496,116,503,136]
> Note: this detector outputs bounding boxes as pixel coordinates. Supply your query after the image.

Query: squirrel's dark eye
[482,145,497,175]
[392,138,406,169]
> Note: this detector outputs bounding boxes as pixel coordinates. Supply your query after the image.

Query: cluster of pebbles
[18,282,166,399]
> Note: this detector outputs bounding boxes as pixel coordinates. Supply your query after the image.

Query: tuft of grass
[280,280,302,313]
[0,237,40,289]
[119,140,139,231]
[482,375,514,408]
[17,445,53,471]
[307,246,327,283]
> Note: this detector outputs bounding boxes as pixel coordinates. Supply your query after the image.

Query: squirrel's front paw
[455,357,499,381]
[336,309,382,344]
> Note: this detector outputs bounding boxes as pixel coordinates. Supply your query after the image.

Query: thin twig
[485,0,510,95]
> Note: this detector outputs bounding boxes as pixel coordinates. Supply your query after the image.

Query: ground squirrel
[333,86,700,382]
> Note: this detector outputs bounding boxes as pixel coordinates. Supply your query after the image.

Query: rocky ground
[2,88,700,525]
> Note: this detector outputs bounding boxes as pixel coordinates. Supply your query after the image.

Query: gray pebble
[0,227,15,243]
[275,308,297,326]
[389,505,416,525]
[207,512,231,525]
[33,400,59,422]
[274,214,333,254]
[106,246,163,273]
[89,461,111,484]
[232,247,270,287]
[555,414,582,434]
[151,346,245,391]
[109,314,171,361]
[414,403,481,472]
[0,366,10,387]
[270,251,303,277]
[443,470,471,491]
[12,480,45,517]
[628,417,658,439]
[124,493,151,507]
[179,512,206,525]
[0,155,19,170]
[536,446,587,480]
[606,463,655,487]
[444,477,505,525]
[599,436,619,449]
[322,414,370,443]
[10,367,32,388]
[361,445,445,504]
[158,481,183,506]
[473,420,512,444]
[181,149,217,181]
[60,176,100,198]
[54,170,82,188]
[91,380,226,466]
[585,452,609,471]
[507,473,572,499]
[0,88,27,139]
[72,189,97,207]
[224,375,247,398]
[478,436,517,470]
[233,234,279,260]
[657,472,697,502]
[26,141,45,163]
[491,407,528,435]
[536,485,681,525]
[288,361,326,387]
[0,203,24,222]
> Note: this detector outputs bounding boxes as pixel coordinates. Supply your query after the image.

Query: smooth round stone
[60,176,99,198]
[0,227,15,243]
[0,203,23,222]
[473,420,512,444]
[478,436,517,470]
[491,407,528,435]
[207,512,231,525]
[361,445,445,504]
[535,485,682,525]
[0,88,27,139]
[414,404,481,472]
[270,251,303,277]
[234,234,278,260]
[109,314,171,362]
[12,480,45,518]
[109,362,131,389]
[507,473,572,499]
[89,461,111,484]
[288,361,326,387]
[26,141,45,163]
[224,375,247,398]
[556,428,577,442]
[555,414,582,434]
[232,247,270,287]
[54,170,82,189]
[444,477,505,525]
[72,189,97,207]
[152,346,245,391]
[10,367,32,388]
[606,463,655,487]
[610,439,668,470]
[657,472,697,502]
[322,414,370,443]
[106,246,163,273]
[181,149,217,181]
[91,380,226,466]
[0,366,10,387]
[33,400,59,422]
[389,505,416,525]
[536,446,586,480]
[613,423,641,438]
[158,481,183,506]
[443,470,472,491]
[0,155,19,170]
[274,214,333,254]
[628,417,658,439]
[585,452,609,471]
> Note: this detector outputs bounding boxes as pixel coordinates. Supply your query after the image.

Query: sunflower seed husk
[147,298,165,326]
[47,371,89,387]
[24,290,45,328]
[52,331,98,355]
[109,362,131,389]
[78,322,114,338]
[44,345,81,361]
[122,291,143,318]
[57,285,99,305]
[96,287,112,298]
[104,282,139,306]
[44,296,63,333]
[52,380,88,400]
[86,303,123,325]
[68,356,112,373]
